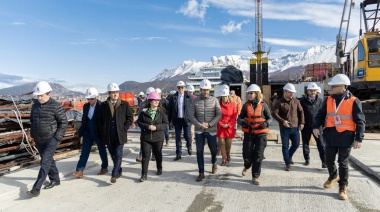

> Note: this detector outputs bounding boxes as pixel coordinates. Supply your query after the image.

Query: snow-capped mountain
[150,37,358,82]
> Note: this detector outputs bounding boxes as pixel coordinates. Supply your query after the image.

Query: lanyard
[333,99,344,114]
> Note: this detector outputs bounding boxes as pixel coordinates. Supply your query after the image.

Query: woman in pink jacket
[217,87,237,166]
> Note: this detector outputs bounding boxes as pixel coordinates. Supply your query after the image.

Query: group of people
[27,73,365,201]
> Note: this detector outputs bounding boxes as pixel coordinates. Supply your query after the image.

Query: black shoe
[110,177,117,183]
[44,181,60,189]
[27,189,40,197]
[322,163,327,168]
[303,160,310,166]
[140,175,147,182]
[174,155,182,161]
[188,149,192,156]
[157,169,162,175]
[116,172,122,179]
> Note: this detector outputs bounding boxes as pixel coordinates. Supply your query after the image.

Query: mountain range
[0,38,358,96]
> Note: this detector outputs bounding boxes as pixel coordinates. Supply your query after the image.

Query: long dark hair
[144,99,165,112]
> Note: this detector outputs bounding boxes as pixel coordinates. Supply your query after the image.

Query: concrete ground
[1,123,380,212]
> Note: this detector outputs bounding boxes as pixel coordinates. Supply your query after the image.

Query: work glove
[259,122,268,129]
[240,120,249,128]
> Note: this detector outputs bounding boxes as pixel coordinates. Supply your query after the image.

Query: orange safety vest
[242,102,269,134]
[326,96,356,132]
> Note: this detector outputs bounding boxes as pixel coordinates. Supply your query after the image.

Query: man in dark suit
[72,87,108,178]
[168,81,194,160]
[98,83,133,183]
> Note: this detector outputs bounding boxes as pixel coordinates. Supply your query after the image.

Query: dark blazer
[78,100,101,137]
[30,98,68,143]
[137,107,168,142]
[168,92,193,124]
[98,99,134,145]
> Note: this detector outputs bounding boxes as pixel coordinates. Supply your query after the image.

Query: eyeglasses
[177,86,184,89]
[87,98,95,101]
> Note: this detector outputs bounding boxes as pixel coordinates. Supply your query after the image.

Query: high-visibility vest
[242,102,269,134]
[326,96,356,132]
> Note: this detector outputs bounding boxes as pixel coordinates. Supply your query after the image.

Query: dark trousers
[195,132,217,174]
[164,126,169,142]
[141,140,163,175]
[174,118,192,155]
[301,127,325,163]
[107,142,124,177]
[243,134,267,178]
[280,127,300,165]
[33,138,60,190]
[325,146,351,187]
[76,133,108,171]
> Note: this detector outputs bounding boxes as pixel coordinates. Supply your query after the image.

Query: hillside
[0,82,83,97]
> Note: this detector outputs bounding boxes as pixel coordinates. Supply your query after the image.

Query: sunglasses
[87,98,95,100]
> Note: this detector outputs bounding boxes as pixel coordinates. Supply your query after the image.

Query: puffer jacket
[137,107,168,142]
[30,98,68,143]
[188,95,222,133]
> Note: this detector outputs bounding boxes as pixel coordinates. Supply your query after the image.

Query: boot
[285,165,291,171]
[252,177,260,185]
[136,157,142,162]
[290,157,294,165]
[165,140,169,147]
[242,168,249,176]
[227,153,231,162]
[221,156,227,166]
[196,173,205,182]
[139,175,147,182]
[322,163,327,168]
[212,164,218,174]
[324,176,339,189]
[338,185,348,200]
[303,160,310,166]
[217,149,221,156]
[72,170,83,178]
[97,168,108,175]
[151,154,156,161]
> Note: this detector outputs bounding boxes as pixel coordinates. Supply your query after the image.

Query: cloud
[178,0,208,20]
[221,20,250,34]
[269,48,302,58]
[10,21,26,26]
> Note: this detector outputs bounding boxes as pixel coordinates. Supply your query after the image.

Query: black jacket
[78,100,101,137]
[137,107,168,142]
[300,95,323,129]
[168,92,193,124]
[30,98,68,143]
[98,98,134,145]
[313,91,366,148]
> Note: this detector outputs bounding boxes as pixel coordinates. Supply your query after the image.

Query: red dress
[217,101,237,138]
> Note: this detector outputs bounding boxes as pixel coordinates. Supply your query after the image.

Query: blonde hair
[254,91,264,101]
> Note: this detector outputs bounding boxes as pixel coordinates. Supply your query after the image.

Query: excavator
[336,0,380,129]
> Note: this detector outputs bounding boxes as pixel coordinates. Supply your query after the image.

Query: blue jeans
[108,143,124,177]
[195,132,217,173]
[280,128,300,165]
[164,126,169,142]
[76,133,108,171]
[33,138,60,190]
[174,118,192,155]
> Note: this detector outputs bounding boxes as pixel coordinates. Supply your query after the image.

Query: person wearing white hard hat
[216,86,237,166]
[136,91,168,182]
[299,83,325,168]
[238,84,272,185]
[98,83,133,184]
[156,88,170,146]
[137,91,145,106]
[168,81,194,161]
[313,74,365,200]
[272,83,305,171]
[27,81,68,197]
[72,87,108,179]
[136,87,157,162]
[188,79,222,181]
[186,84,197,98]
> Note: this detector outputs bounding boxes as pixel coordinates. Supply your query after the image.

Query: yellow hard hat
[274,92,277,96]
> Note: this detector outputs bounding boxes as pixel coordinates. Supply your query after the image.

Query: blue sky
[0,0,361,92]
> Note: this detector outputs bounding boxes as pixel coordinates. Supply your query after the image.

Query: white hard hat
[328,74,351,86]
[283,83,297,93]
[146,87,155,95]
[138,91,145,96]
[246,84,261,93]
[155,88,162,94]
[186,85,195,92]
[85,87,99,98]
[200,79,211,89]
[317,86,322,93]
[219,87,230,97]
[170,90,176,95]
[107,83,120,92]
[33,81,52,95]
[307,82,319,90]
[177,81,186,87]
